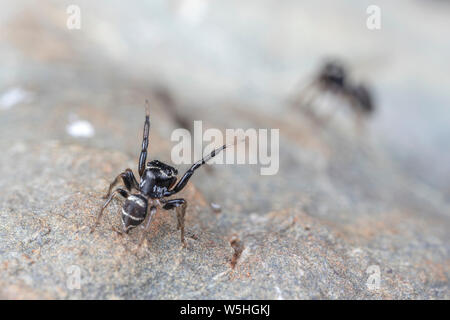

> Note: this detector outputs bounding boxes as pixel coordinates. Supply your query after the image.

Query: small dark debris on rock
[229,236,244,269]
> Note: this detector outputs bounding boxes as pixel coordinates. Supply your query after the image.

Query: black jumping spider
[91,101,229,248]
[294,60,375,124]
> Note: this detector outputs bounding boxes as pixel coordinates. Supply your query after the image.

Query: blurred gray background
[2,0,449,192]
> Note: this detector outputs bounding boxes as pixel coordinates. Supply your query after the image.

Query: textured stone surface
[0,0,449,299]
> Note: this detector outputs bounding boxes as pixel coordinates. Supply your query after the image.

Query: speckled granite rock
[0,135,448,299]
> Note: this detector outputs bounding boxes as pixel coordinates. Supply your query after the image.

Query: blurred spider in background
[292,59,375,127]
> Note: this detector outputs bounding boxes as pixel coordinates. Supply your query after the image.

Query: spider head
[147,160,178,177]
[319,61,346,88]
[142,160,178,193]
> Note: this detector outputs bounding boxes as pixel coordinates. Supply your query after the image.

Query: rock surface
[0,1,449,299]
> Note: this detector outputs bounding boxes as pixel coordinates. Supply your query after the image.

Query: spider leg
[352,106,366,134]
[137,205,157,249]
[103,168,139,199]
[313,89,338,126]
[91,188,128,233]
[344,91,368,134]
[165,143,231,197]
[295,80,318,108]
[298,82,323,119]
[138,101,150,177]
[163,199,187,247]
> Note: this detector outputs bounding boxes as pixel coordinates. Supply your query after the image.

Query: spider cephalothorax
[139,160,179,198]
[90,101,230,248]
[318,61,347,90]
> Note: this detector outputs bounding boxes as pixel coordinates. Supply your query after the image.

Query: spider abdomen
[121,194,147,232]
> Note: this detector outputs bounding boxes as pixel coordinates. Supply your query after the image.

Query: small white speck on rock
[0,87,31,110]
[210,202,222,213]
[67,119,95,138]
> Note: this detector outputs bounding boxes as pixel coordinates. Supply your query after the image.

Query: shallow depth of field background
[2,0,449,192]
